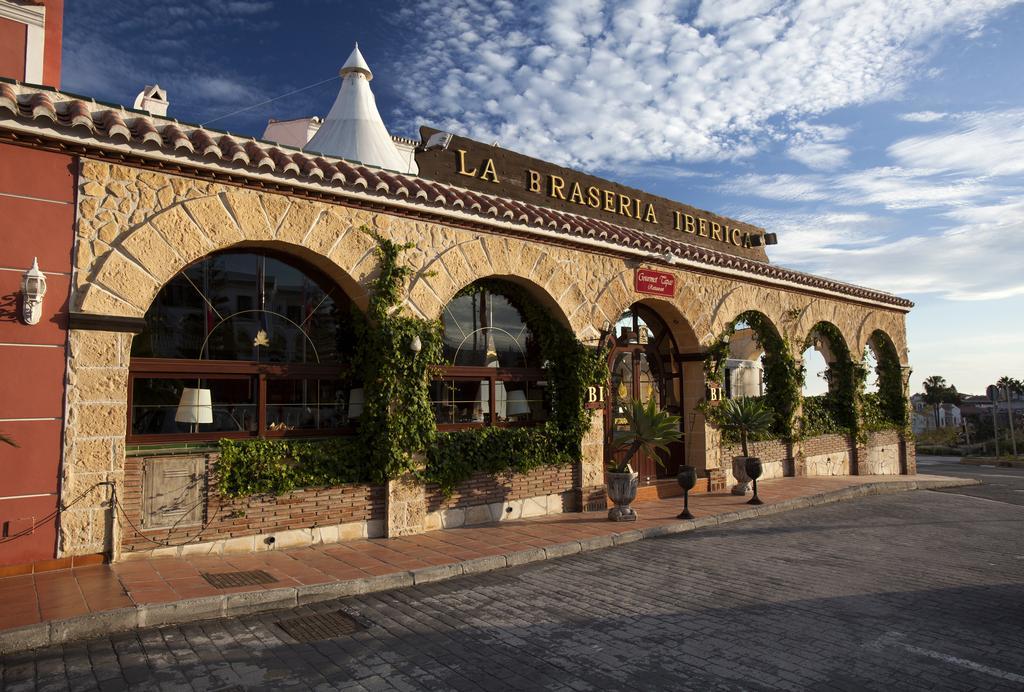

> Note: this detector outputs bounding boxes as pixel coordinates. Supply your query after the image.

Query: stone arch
[865,328,908,427]
[592,268,712,348]
[78,191,376,318]
[709,285,788,344]
[407,233,586,334]
[799,320,853,371]
[798,320,860,434]
[856,312,909,363]
[788,299,859,358]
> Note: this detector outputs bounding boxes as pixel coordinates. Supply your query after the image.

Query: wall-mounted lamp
[21,258,47,325]
[422,131,453,151]
[409,335,422,354]
[663,251,678,265]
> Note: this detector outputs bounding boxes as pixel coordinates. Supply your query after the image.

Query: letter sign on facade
[634,268,676,297]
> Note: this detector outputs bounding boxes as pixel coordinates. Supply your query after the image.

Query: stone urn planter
[731,455,752,495]
[607,397,683,522]
[607,470,639,522]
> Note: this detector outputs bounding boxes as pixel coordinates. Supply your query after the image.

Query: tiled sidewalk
[0,474,971,652]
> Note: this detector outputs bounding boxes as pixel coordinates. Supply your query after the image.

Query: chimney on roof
[133,84,168,117]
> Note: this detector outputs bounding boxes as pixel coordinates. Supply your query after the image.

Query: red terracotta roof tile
[0,79,912,309]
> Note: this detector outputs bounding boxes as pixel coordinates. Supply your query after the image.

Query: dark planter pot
[677,465,697,491]
[676,465,697,519]
[744,457,763,480]
[744,457,764,505]
[607,471,639,522]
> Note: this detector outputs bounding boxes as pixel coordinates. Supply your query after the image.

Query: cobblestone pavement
[3,489,1022,691]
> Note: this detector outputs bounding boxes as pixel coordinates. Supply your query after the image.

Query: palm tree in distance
[922,375,948,428]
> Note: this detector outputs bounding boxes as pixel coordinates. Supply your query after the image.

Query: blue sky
[63,0,1024,395]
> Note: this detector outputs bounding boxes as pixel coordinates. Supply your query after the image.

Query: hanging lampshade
[506,390,530,417]
[175,388,213,425]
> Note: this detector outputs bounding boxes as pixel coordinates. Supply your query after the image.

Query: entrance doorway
[605,304,684,485]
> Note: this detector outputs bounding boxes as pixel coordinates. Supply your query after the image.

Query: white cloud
[725,166,994,210]
[787,141,851,170]
[721,173,829,201]
[888,109,1024,176]
[761,205,1024,301]
[899,111,948,122]
[394,0,1016,169]
[785,121,852,170]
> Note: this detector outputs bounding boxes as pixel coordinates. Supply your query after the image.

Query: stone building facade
[0,80,914,565]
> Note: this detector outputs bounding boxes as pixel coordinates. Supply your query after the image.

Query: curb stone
[0,477,979,655]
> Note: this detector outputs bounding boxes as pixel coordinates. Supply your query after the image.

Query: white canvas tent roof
[305,44,413,173]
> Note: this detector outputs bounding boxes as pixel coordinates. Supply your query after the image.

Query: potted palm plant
[608,397,682,521]
[718,397,775,497]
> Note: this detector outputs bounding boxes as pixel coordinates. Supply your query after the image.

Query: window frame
[127,360,355,444]
[431,365,548,432]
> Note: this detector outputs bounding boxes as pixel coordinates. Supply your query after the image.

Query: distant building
[911,395,961,434]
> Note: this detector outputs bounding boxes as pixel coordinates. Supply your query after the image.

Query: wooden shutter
[141,456,205,529]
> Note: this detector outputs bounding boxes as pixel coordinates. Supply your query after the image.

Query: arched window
[128,250,357,441]
[430,282,548,428]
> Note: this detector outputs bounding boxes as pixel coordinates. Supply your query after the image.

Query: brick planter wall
[722,439,792,481]
[425,465,577,514]
[858,430,902,475]
[120,453,385,556]
[801,433,855,476]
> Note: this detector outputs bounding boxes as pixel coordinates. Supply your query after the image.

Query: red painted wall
[0,0,62,87]
[0,17,27,81]
[0,142,75,566]
[42,0,62,88]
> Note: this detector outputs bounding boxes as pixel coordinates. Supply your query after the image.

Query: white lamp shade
[506,390,530,417]
[348,388,364,419]
[175,388,213,424]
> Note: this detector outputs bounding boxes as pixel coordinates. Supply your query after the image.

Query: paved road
[917,454,1024,506]
[2,487,1023,691]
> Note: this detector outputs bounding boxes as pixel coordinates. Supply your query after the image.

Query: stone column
[577,410,607,511]
[385,474,427,538]
[900,365,917,475]
[59,329,131,559]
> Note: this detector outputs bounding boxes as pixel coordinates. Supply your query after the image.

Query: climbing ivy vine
[864,331,908,432]
[216,232,607,498]
[423,278,607,496]
[703,311,803,439]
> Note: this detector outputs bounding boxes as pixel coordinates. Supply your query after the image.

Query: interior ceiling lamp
[21,257,47,325]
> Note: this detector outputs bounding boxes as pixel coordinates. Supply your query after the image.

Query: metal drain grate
[201,569,279,588]
[276,610,367,642]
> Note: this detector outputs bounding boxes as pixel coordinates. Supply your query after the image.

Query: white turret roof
[305,44,413,173]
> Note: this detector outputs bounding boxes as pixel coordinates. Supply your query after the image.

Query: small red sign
[634,268,676,297]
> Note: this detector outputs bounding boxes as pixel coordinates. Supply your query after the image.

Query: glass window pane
[442,286,540,367]
[132,251,349,364]
[265,379,347,431]
[131,377,257,435]
[497,380,548,423]
[430,379,490,425]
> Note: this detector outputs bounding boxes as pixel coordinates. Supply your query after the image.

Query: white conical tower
[305,44,411,172]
